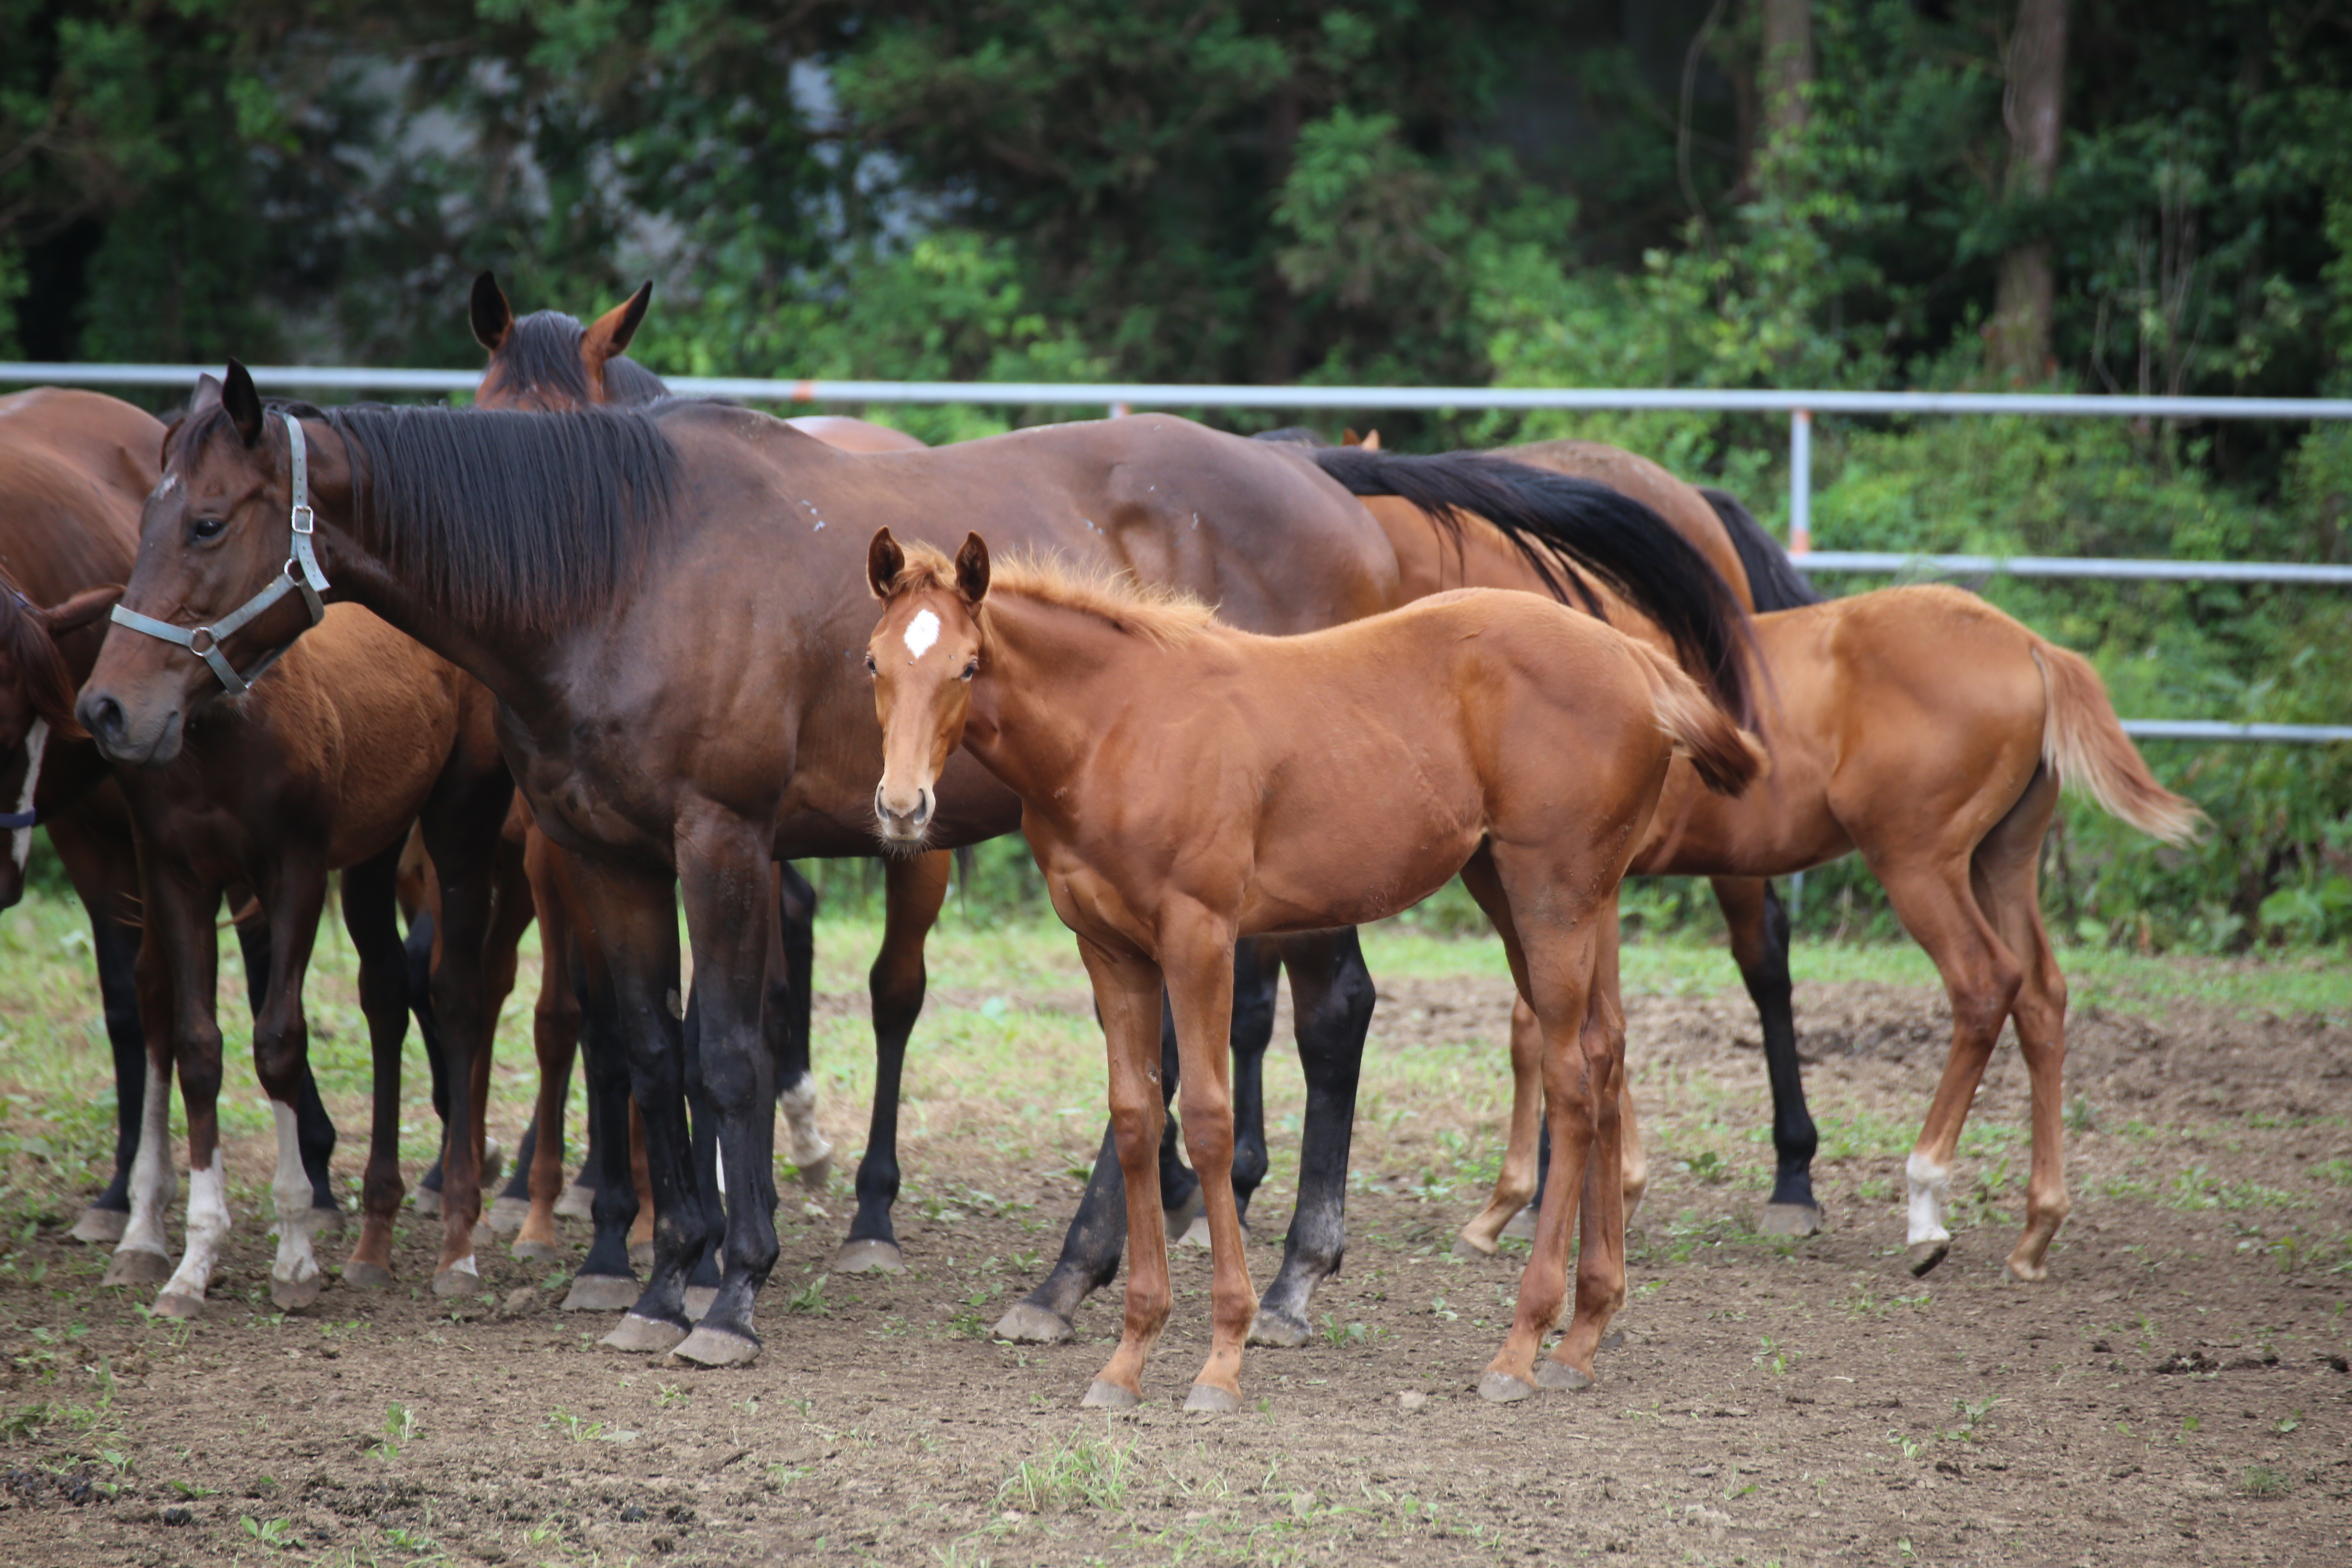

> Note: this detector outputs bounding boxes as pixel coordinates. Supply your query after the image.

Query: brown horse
[1457,583,2203,1281]
[80,359,1755,1367]
[80,374,518,1312]
[864,530,1763,1406]
[0,388,349,1241]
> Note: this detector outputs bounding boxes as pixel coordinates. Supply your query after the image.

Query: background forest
[4,0,2350,948]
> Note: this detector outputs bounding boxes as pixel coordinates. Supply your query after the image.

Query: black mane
[1701,487,1824,610]
[490,310,670,408]
[184,399,684,631]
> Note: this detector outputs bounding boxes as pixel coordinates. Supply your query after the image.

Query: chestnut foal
[864,530,1764,1408]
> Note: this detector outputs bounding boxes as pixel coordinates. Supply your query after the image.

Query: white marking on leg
[448,1253,478,1277]
[165,1150,230,1302]
[778,1075,831,1169]
[116,1067,175,1263]
[714,1130,727,1200]
[1905,1152,1951,1247]
[902,608,940,658]
[9,717,47,877]
[269,1101,323,1292]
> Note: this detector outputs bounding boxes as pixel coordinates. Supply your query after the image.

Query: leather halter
[109,410,330,696]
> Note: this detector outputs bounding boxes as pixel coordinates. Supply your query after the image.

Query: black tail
[1311,446,1759,726]
[1700,487,1822,611]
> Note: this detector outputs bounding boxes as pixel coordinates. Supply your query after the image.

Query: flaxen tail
[2032,642,2207,845]
[1627,641,1769,797]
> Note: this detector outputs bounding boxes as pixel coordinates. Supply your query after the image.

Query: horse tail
[1626,639,1769,797]
[2031,642,2207,846]
[1699,487,1824,611]
[1311,447,1760,727]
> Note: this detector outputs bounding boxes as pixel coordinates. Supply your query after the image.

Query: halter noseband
[109,410,330,696]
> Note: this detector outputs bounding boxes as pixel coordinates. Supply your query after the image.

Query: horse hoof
[1179,1214,1212,1249]
[1500,1205,1537,1242]
[431,1265,481,1298]
[1476,1370,1537,1404]
[413,1188,442,1218]
[682,1287,717,1322]
[1450,1232,1498,1261]
[71,1206,128,1245]
[601,1313,688,1354]
[102,1248,172,1288]
[271,1274,325,1312]
[487,1196,533,1236]
[629,1241,654,1272]
[1760,1203,1824,1238]
[794,1155,833,1192]
[561,1274,641,1313]
[342,1261,395,1292]
[1536,1359,1595,1392]
[1906,1239,1949,1278]
[993,1303,1073,1344]
[152,1291,205,1321]
[671,1326,761,1368]
[1080,1379,1139,1410]
[1246,1307,1311,1350]
[511,1239,563,1265]
[833,1239,904,1275]
[2006,1254,2051,1284]
[1182,1383,1243,1414]
[554,1184,596,1222]
[310,1204,347,1238]
[1164,1186,1207,1237]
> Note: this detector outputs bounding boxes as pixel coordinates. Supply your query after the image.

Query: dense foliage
[6,1,2350,946]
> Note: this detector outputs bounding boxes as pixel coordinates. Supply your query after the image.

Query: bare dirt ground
[1,962,2347,1567]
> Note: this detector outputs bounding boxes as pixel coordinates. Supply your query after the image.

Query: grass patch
[998,1426,1137,1513]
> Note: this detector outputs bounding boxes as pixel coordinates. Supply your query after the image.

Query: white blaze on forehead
[903,608,941,658]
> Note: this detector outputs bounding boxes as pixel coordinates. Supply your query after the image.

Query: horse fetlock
[1904,1153,1952,1247]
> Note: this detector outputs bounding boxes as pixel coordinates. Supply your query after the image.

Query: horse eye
[864,652,878,675]
[961,659,979,681]
[189,516,226,542]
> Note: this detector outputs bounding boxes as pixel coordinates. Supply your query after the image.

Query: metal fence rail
[7,360,2345,743]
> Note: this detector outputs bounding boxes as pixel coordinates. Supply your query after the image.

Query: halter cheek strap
[109,411,330,696]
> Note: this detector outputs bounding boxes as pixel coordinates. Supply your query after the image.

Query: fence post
[1788,408,1813,555]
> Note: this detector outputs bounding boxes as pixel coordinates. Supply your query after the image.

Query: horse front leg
[775,859,834,1190]
[339,843,414,1290]
[101,851,181,1291]
[669,814,784,1368]
[1162,920,1254,1413]
[47,816,146,1244]
[249,862,334,1312]
[837,850,949,1274]
[141,862,231,1319]
[1714,876,1822,1235]
[1074,936,1173,1409]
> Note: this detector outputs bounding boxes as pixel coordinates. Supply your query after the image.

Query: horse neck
[961,592,1168,798]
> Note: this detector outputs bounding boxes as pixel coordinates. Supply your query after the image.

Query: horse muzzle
[77,689,185,767]
[873,782,934,845]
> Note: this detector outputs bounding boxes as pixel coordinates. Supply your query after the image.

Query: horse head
[77,363,336,765]
[863,528,991,847]
[472,271,659,412]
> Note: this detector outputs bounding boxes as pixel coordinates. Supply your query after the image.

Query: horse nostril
[78,693,123,745]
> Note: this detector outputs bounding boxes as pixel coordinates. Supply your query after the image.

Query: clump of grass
[998,1428,1136,1513]
[2241,1465,2292,1499]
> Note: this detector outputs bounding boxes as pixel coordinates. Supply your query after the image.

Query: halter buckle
[187,627,219,657]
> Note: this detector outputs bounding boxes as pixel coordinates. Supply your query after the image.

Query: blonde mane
[882,540,1218,649]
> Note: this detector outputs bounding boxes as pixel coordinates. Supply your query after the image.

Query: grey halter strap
[109,410,330,696]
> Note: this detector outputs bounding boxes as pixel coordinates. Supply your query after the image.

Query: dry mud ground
[0,939,2348,1567]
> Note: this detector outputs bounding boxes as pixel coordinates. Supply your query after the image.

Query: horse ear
[470,271,514,351]
[222,359,264,447]
[585,282,653,364]
[189,372,224,413]
[35,584,124,636]
[867,528,905,599]
[955,532,991,605]
[1360,429,1381,451]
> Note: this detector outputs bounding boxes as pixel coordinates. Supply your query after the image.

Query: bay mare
[0,388,343,1241]
[78,361,1757,1365]
[862,531,1764,1407]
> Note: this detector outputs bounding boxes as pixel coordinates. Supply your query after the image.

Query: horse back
[0,390,158,604]
[1503,439,1753,611]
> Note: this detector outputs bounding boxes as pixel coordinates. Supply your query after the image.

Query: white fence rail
[6,361,2347,742]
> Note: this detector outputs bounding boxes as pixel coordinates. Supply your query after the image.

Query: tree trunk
[1989,0,2069,380]
[1759,0,1814,151]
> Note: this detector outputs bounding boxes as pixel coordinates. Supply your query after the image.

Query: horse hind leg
[1715,876,1822,1236]
[1877,855,2024,1279]
[775,858,835,1190]
[1457,996,1545,1259]
[1975,766,2070,1281]
[837,851,946,1275]
[339,844,413,1292]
